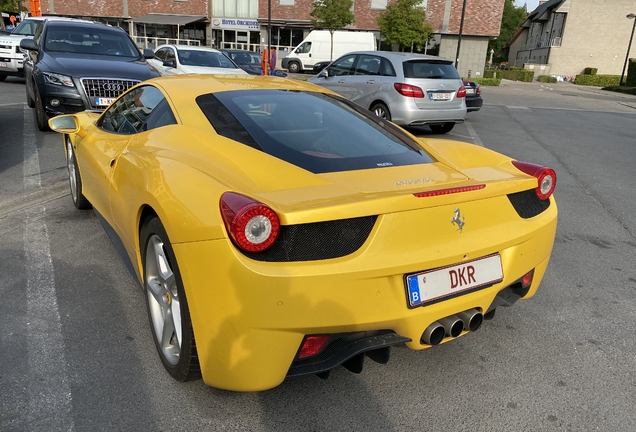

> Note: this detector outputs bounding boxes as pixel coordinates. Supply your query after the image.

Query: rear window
[403,60,460,80]
[196,90,434,174]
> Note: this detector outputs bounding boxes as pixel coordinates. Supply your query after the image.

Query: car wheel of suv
[371,102,391,121]
[141,216,201,382]
[65,138,91,210]
[34,86,50,131]
[429,123,455,134]
[287,61,300,73]
[26,88,35,108]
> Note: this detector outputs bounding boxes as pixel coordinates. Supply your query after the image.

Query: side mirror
[20,38,38,51]
[163,59,176,68]
[142,48,154,59]
[319,69,328,78]
[49,115,79,134]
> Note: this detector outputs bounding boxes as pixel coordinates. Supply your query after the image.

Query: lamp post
[619,13,636,86]
[455,0,468,70]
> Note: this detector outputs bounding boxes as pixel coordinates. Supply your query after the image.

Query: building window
[213,0,258,18]
[280,0,294,5]
[371,0,387,9]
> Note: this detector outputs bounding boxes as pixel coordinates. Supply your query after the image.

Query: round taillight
[511,161,557,201]
[220,192,280,253]
[456,86,467,98]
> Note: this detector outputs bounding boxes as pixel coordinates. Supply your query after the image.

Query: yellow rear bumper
[173,199,557,391]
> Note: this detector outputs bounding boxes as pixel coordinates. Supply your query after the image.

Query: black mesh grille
[507,189,550,219]
[242,215,377,262]
[80,78,140,107]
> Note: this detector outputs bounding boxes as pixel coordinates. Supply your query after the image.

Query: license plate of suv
[95,97,116,107]
[405,254,503,307]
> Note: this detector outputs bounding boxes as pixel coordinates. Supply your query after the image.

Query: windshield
[178,50,238,68]
[13,19,39,36]
[44,26,141,58]
[196,90,434,174]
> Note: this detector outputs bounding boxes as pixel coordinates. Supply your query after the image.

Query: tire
[141,217,201,382]
[0,75,6,82]
[34,86,50,131]
[429,123,455,134]
[65,138,91,210]
[370,102,391,121]
[26,84,35,108]
[287,61,300,73]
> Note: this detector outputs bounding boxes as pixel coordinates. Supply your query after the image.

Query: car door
[153,46,178,76]
[346,54,386,108]
[310,54,358,99]
[79,86,152,218]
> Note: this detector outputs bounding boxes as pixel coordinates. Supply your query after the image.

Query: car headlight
[43,72,75,87]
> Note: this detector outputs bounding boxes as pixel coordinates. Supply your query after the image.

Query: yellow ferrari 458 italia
[49,75,557,392]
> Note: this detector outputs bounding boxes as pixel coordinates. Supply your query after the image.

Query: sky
[515,0,540,12]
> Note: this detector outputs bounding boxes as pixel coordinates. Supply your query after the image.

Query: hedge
[472,78,501,86]
[483,69,534,82]
[574,74,621,86]
[537,75,557,83]
[626,58,636,87]
[583,67,598,75]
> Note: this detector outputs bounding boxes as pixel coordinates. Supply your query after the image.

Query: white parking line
[23,106,75,431]
[464,120,484,147]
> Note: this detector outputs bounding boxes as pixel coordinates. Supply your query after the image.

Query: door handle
[366,80,375,84]
[338,80,345,83]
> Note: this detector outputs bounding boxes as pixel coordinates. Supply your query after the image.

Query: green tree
[310,0,354,61]
[377,0,433,52]
[0,0,26,30]
[489,0,527,62]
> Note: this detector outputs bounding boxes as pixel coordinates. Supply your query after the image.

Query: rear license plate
[95,97,115,107]
[429,92,452,101]
[406,254,503,308]
[466,88,475,94]
[0,62,7,68]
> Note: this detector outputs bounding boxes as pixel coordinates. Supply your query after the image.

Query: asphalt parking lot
[2,75,636,431]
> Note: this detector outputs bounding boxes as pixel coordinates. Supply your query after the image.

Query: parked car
[20,19,158,131]
[308,51,467,133]
[0,16,95,82]
[221,49,287,77]
[149,45,247,76]
[49,74,557,392]
[312,60,331,74]
[463,78,483,112]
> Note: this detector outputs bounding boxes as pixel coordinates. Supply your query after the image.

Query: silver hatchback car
[308,51,467,133]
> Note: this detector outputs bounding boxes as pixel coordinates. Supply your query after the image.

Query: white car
[149,45,247,76]
[0,16,95,81]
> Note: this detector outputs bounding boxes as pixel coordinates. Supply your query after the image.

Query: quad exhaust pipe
[420,309,484,346]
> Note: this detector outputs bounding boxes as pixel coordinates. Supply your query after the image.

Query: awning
[131,14,207,26]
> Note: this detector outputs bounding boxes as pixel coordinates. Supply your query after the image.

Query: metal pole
[455,0,467,70]
[267,0,272,72]
[620,14,636,86]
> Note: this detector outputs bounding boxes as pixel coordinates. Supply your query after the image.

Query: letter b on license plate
[406,254,503,307]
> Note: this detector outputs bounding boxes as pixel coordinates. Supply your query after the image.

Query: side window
[380,57,396,77]
[97,86,175,134]
[354,55,381,76]
[33,22,44,45]
[165,48,176,63]
[296,41,311,54]
[155,48,167,61]
[328,54,356,77]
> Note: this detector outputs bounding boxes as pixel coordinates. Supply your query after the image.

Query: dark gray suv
[20,19,158,131]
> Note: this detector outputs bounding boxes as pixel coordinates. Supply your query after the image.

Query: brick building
[29,0,504,77]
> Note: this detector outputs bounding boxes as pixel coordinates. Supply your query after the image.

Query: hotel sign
[212,18,260,30]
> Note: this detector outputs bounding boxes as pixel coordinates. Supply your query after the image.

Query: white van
[281,30,376,73]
